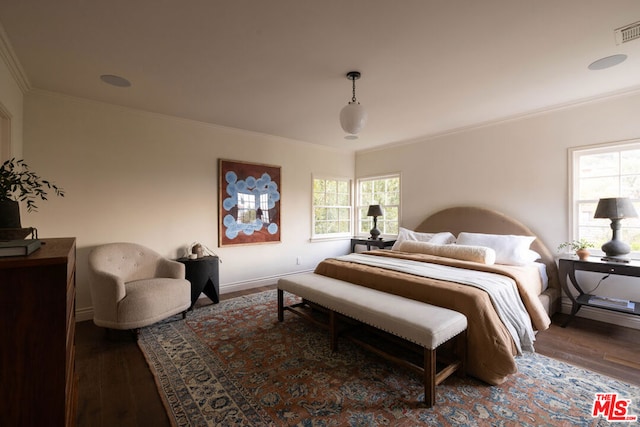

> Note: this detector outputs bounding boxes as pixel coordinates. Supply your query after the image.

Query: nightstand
[176,255,220,309]
[558,256,640,327]
[350,237,396,253]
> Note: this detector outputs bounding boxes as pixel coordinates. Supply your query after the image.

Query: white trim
[560,297,640,330]
[567,146,576,241]
[568,139,640,258]
[76,307,94,323]
[356,171,402,182]
[311,174,353,239]
[219,269,314,294]
[355,173,401,236]
[309,235,351,243]
[77,277,640,332]
[0,101,12,162]
[0,22,30,93]
[357,86,640,155]
[29,89,351,154]
[74,270,315,323]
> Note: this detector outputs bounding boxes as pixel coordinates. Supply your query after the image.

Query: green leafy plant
[557,239,595,252]
[0,158,65,212]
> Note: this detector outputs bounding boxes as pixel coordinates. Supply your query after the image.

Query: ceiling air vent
[615,21,640,44]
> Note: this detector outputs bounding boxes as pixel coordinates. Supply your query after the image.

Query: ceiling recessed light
[100,74,132,87]
[588,54,627,70]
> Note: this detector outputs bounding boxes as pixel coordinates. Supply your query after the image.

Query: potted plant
[557,239,595,260]
[0,158,64,232]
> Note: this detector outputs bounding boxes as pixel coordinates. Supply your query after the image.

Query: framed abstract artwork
[218,159,281,246]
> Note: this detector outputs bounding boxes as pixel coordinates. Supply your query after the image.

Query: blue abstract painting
[218,159,281,246]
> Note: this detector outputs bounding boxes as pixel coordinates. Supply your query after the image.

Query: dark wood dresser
[0,238,77,426]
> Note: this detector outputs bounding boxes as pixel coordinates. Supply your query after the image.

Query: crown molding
[358,85,640,155]
[0,22,30,93]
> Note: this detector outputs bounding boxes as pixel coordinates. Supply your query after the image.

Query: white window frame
[311,175,352,240]
[569,139,640,258]
[356,173,401,238]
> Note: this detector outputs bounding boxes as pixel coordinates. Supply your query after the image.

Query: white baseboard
[75,269,315,323]
[219,269,314,294]
[76,307,94,322]
[559,297,640,330]
[78,278,640,330]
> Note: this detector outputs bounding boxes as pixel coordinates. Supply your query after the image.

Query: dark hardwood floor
[76,286,272,427]
[535,313,640,385]
[76,285,640,426]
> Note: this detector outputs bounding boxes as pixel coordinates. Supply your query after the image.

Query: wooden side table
[177,256,220,309]
[558,256,640,327]
[350,237,396,253]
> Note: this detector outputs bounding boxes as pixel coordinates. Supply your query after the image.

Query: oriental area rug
[138,290,640,426]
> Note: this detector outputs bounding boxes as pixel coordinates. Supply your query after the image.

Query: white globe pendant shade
[340,101,367,135]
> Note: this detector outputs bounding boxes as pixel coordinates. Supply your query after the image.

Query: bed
[313,206,560,385]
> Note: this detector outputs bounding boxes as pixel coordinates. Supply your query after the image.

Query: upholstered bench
[277,273,468,407]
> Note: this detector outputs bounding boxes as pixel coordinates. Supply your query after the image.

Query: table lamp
[594,197,638,260]
[367,204,384,240]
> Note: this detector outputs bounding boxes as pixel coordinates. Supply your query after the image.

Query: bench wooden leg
[456,330,467,378]
[277,289,284,322]
[329,310,338,352]
[423,330,466,407]
[424,348,436,407]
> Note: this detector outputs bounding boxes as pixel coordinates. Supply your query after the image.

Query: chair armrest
[89,269,127,302]
[156,258,186,279]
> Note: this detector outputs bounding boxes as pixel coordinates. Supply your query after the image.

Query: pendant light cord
[351,76,357,103]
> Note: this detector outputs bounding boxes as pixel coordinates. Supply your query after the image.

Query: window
[258,193,270,223]
[236,192,270,224]
[570,141,640,255]
[312,176,352,238]
[356,174,400,237]
[236,192,256,224]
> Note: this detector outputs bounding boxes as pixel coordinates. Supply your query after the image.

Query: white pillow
[398,241,496,264]
[391,227,456,250]
[536,262,549,291]
[524,250,542,263]
[430,232,457,245]
[456,232,536,266]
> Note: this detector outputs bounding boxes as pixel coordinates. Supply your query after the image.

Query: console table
[558,256,640,327]
[350,237,396,253]
[177,256,220,308]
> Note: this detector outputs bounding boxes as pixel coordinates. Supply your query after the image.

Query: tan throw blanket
[335,253,536,354]
[313,250,551,385]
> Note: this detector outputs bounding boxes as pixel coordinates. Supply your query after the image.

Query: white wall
[356,90,640,328]
[11,71,640,328]
[23,90,354,320]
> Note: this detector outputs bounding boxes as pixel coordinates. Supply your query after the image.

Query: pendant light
[340,71,367,136]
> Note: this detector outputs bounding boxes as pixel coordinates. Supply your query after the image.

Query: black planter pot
[0,200,22,229]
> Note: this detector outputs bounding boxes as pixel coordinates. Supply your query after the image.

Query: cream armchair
[88,242,191,331]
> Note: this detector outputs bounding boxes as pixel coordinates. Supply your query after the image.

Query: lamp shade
[340,102,367,135]
[594,197,637,259]
[594,197,638,219]
[367,204,384,217]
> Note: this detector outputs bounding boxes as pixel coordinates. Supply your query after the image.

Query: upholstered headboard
[415,206,560,314]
